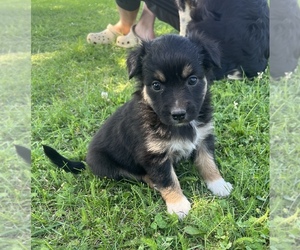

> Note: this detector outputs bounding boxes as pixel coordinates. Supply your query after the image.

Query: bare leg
[113,6,139,35]
[134,3,156,40]
[116,3,156,47]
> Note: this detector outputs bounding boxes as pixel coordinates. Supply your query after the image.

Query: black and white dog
[44,32,232,219]
[175,0,269,80]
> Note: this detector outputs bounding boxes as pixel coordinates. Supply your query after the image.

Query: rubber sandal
[116,25,142,48]
[87,24,121,45]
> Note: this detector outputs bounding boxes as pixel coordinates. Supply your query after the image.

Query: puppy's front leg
[145,162,191,219]
[195,134,233,196]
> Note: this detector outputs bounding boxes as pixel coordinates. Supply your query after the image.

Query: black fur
[43,145,85,174]
[15,145,31,164]
[182,0,269,79]
[270,0,300,79]
[44,34,232,217]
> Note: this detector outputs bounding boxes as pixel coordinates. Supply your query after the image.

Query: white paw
[206,178,233,197]
[166,196,191,219]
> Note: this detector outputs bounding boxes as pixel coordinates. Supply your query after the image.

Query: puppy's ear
[188,30,221,70]
[127,42,147,79]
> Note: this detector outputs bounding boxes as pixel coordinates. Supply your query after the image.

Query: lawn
[270,74,300,249]
[0,0,31,249]
[31,0,271,249]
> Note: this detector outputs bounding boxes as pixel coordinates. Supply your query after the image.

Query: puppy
[44,32,233,219]
[175,0,269,80]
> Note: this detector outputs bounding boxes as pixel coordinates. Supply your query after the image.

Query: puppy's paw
[206,178,233,197]
[166,196,191,219]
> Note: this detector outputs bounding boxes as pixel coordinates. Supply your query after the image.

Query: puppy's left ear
[127,42,148,79]
[188,30,221,70]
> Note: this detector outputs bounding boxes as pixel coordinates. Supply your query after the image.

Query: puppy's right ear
[127,43,147,79]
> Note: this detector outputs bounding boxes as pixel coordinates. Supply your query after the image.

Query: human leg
[116,3,156,48]
[145,0,179,30]
[87,0,140,45]
[134,3,156,40]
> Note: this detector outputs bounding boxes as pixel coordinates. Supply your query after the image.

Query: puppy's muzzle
[171,109,187,122]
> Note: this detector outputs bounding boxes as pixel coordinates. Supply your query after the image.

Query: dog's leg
[195,134,233,196]
[178,5,191,36]
[227,69,243,80]
[175,0,192,36]
[144,162,191,219]
[159,166,191,219]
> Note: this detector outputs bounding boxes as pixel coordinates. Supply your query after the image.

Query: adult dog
[176,0,269,80]
[44,32,233,219]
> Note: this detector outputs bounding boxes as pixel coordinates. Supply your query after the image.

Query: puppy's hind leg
[87,149,149,183]
[86,150,124,180]
[195,134,233,196]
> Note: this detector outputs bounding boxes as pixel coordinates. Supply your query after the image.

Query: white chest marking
[168,121,214,161]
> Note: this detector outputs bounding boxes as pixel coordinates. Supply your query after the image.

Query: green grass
[269,2,300,249]
[270,74,300,249]
[31,0,271,249]
[0,1,31,249]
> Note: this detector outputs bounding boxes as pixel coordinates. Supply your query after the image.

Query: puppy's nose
[171,109,186,121]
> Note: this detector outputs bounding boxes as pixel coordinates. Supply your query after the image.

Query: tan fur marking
[160,187,185,204]
[182,64,193,78]
[154,70,166,82]
[146,138,167,154]
[142,86,153,107]
[158,167,184,203]
[142,168,184,203]
[142,175,155,188]
[195,144,222,182]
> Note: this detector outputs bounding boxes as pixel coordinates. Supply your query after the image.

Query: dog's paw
[206,178,233,197]
[166,196,191,219]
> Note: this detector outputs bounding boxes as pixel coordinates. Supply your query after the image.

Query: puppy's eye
[188,75,198,85]
[152,81,162,91]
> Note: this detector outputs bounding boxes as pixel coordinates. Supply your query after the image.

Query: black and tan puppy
[44,32,233,218]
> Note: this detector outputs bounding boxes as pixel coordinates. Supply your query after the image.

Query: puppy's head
[127,33,220,126]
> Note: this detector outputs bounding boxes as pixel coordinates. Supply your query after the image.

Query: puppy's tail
[43,145,85,174]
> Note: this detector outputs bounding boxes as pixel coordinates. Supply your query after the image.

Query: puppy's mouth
[173,120,190,126]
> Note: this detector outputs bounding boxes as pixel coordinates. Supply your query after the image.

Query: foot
[206,178,233,197]
[166,196,191,219]
[116,24,141,48]
[116,24,155,48]
[87,24,122,45]
[134,22,155,41]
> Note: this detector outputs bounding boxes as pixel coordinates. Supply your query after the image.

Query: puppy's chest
[168,137,197,162]
[145,121,213,162]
